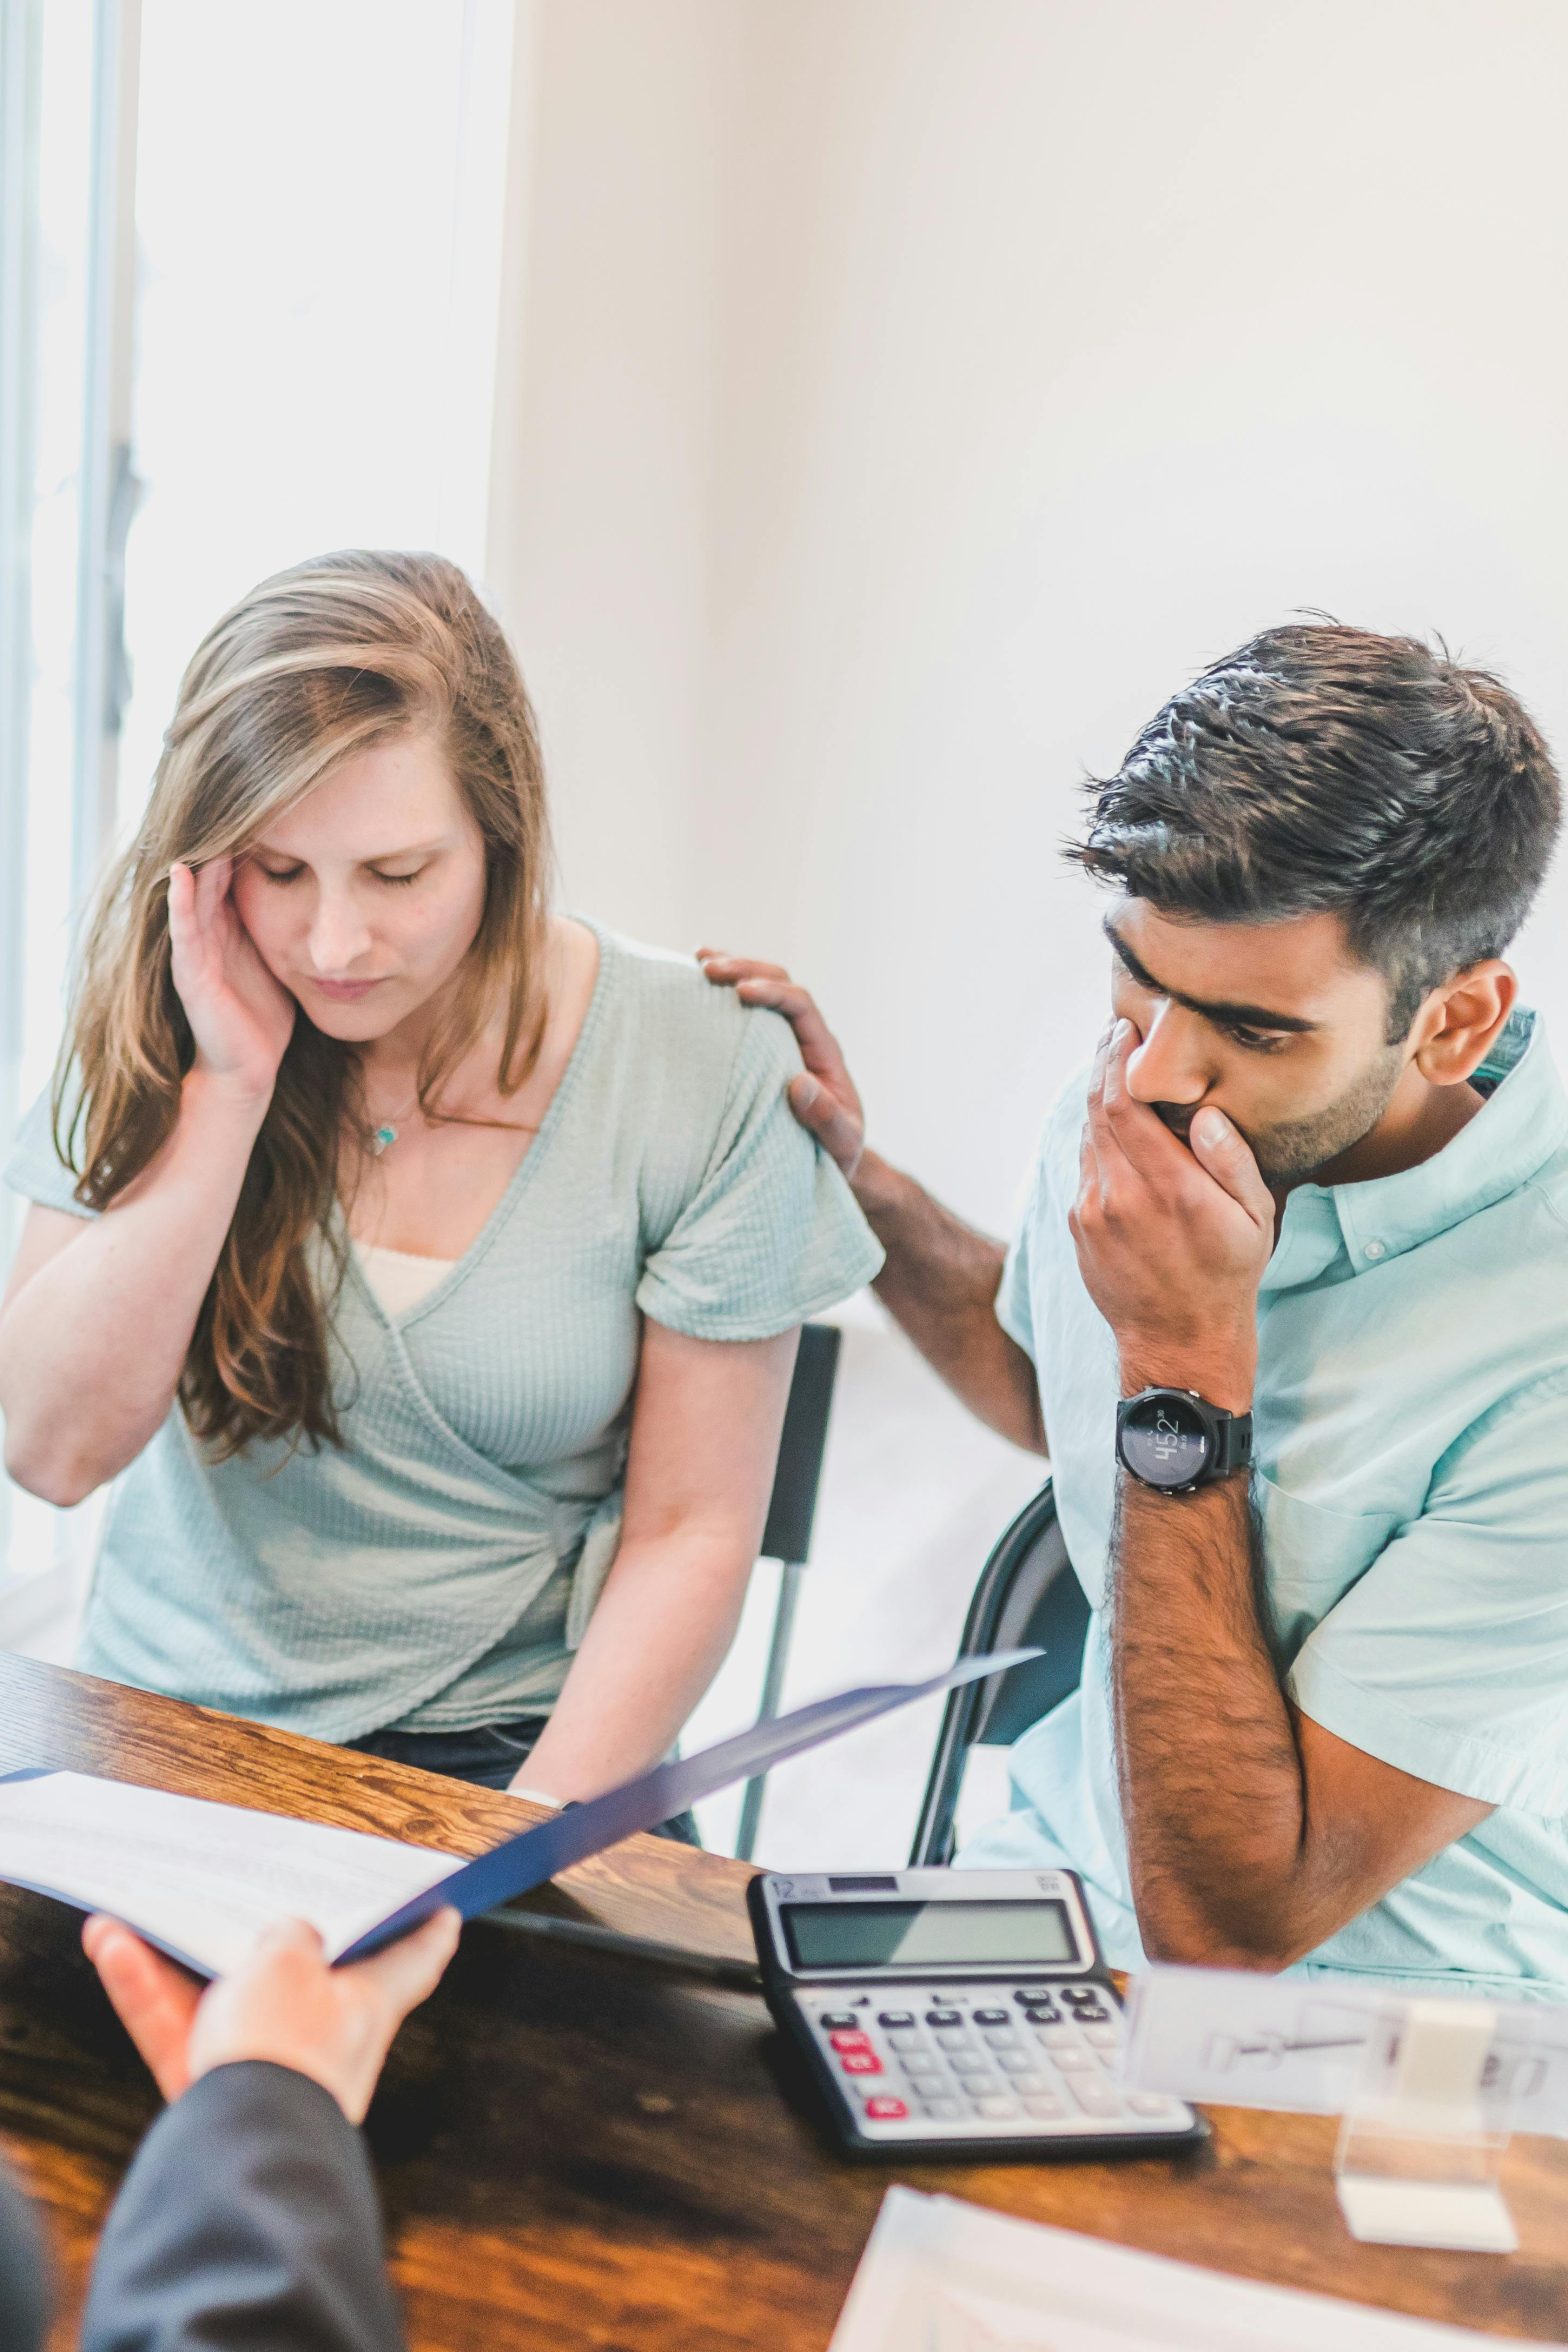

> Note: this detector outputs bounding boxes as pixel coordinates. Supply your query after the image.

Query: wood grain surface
[2,1653,1566,2349]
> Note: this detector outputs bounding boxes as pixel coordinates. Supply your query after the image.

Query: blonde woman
[0,552,880,1818]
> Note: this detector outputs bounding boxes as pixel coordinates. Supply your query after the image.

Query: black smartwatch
[1115,1387,1253,1493]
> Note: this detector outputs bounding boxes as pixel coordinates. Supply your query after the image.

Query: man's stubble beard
[1155,1042,1407,1187]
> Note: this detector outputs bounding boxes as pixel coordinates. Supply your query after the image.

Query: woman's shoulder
[578,924,881,1312]
[588,923,802,1093]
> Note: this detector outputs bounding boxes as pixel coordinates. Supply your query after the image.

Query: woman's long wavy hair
[58,550,552,1457]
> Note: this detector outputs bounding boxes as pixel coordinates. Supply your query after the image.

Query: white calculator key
[1024,2094,1068,2118]
[1036,2025,1078,2050]
[974,2095,1020,2119]
[1129,2093,1183,2118]
[997,2053,1034,2075]
[983,2030,1019,2049]
[1053,2048,1093,2072]
[922,2098,965,2120]
[950,2052,990,2075]
[1084,2025,1120,2049]
[888,2030,922,2052]
[935,2030,971,2051]
[1067,2079,1124,2119]
[1013,2073,1054,2096]
[903,2051,942,2075]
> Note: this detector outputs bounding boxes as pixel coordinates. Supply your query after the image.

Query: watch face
[1119,1392,1209,1488]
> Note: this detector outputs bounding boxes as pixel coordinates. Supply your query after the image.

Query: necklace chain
[366,1085,422,1157]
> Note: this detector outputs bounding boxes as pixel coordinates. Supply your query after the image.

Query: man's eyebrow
[1103,917,1320,1034]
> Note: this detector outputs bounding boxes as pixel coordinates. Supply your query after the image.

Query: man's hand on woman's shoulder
[697,952,1044,1451]
[695,949,867,1183]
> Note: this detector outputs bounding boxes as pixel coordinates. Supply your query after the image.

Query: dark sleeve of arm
[0,2160,50,2352]
[81,2062,405,2352]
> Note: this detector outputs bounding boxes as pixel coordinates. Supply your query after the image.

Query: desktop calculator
[747,1867,1202,2161]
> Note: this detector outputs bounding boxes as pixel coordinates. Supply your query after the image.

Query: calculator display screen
[782,1899,1077,1971]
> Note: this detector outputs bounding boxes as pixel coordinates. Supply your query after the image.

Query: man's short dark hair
[1070,623,1561,1035]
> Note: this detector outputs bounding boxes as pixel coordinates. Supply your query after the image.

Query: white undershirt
[352,1239,457,1317]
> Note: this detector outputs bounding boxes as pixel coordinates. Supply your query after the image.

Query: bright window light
[0,0,106,1629]
[1,0,516,1636]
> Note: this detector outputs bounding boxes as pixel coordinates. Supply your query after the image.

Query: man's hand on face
[1072,1019,1274,1408]
[82,1907,461,2126]
[696,949,866,1182]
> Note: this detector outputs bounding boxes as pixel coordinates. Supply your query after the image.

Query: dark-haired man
[702,624,1568,1993]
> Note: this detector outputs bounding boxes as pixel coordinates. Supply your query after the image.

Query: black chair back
[760,1323,840,1565]
[734,1321,843,1861]
[908,1480,1087,1867]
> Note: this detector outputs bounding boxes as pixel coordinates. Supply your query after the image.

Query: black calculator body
[748,1866,1203,2161]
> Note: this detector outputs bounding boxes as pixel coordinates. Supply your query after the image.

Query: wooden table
[2,1656,1567,2348]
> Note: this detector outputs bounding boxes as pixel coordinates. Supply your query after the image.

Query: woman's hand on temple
[696,949,866,1182]
[167,857,297,1103]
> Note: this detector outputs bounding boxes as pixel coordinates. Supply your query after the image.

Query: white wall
[491,0,1568,1235]
[486,1,734,952]
[484,0,1568,1852]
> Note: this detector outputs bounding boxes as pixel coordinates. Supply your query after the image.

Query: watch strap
[1212,1409,1255,1480]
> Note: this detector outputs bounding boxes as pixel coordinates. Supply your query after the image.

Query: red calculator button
[840,2051,882,2075]
[863,2097,908,2121]
[829,2030,872,2053]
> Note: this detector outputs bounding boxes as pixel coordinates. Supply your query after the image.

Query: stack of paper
[0,1772,457,1975]
[830,2190,1563,2350]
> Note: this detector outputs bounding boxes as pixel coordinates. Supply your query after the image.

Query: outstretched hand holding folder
[0,1651,1036,1978]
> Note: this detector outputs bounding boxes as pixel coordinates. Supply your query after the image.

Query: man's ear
[1408,961,1517,1086]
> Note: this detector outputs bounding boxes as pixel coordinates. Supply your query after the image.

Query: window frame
[0,0,140,1638]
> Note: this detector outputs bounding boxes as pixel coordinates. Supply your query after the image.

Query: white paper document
[1122,1965,1568,2137]
[0,1771,460,1975]
[830,2189,1564,2351]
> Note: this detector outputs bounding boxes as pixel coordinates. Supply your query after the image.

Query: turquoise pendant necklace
[367,1088,420,1157]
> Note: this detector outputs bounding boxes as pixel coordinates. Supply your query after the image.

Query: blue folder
[0,1650,1038,1974]
[337,1648,1038,1961]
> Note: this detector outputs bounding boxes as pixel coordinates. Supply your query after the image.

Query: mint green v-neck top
[4,925,883,1742]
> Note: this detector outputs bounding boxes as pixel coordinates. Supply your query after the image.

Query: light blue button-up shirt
[962,1009,1568,1999]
